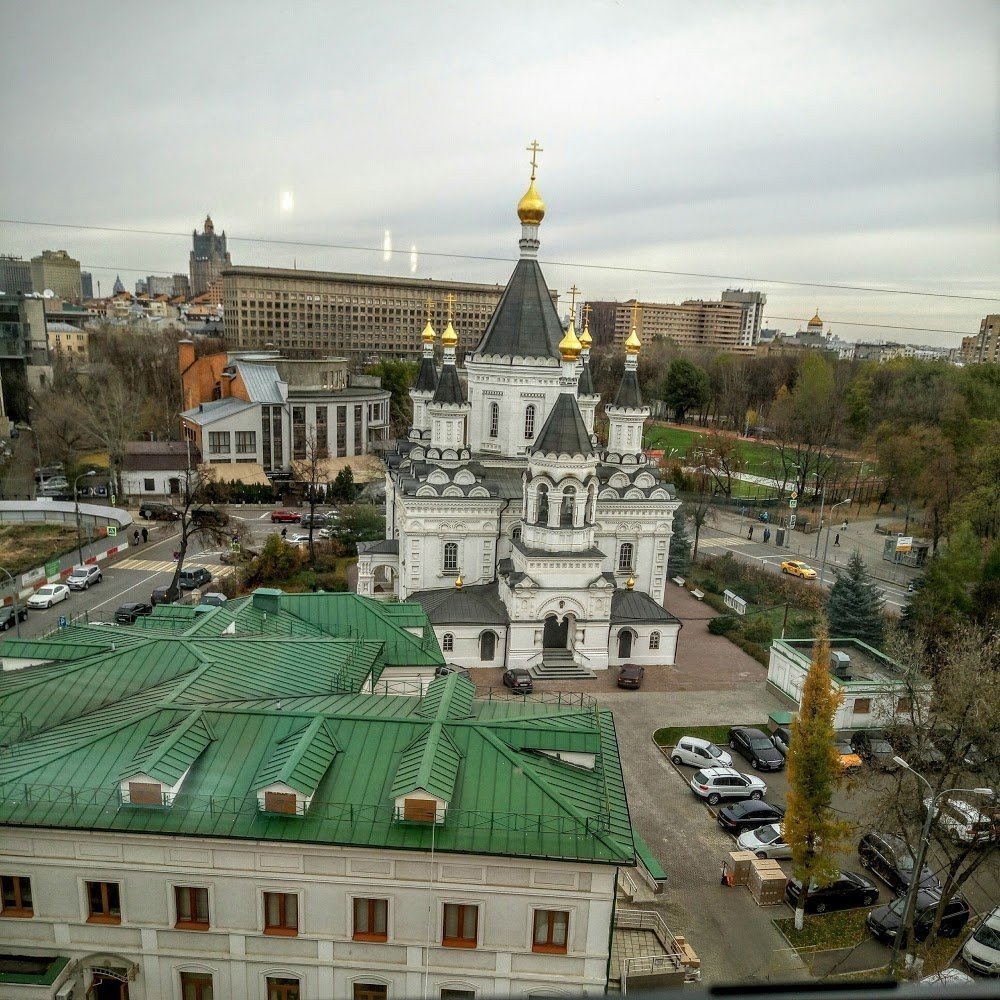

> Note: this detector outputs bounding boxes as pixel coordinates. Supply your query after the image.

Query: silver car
[671,736,733,769]
[737,822,792,859]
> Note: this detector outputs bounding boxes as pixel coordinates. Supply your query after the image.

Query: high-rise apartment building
[189,214,232,295]
[223,266,513,359]
[172,273,191,297]
[0,255,33,295]
[80,271,94,299]
[721,288,767,348]
[145,274,176,296]
[29,249,82,301]
[586,296,751,354]
[961,315,1000,365]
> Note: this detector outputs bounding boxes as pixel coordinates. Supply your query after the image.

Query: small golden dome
[517,179,546,226]
[421,319,436,344]
[441,320,458,348]
[559,320,582,361]
[580,322,592,349]
[626,574,636,590]
[455,573,463,590]
[808,309,823,327]
[624,327,642,355]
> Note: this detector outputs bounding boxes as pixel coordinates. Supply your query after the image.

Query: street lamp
[0,566,21,639]
[74,470,97,567]
[819,497,851,586]
[890,755,994,976]
[811,475,826,559]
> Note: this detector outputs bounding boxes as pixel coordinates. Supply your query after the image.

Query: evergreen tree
[826,551,885,648]
[784,623,852,930]
[668,511,692,577]
[330,466,358,505]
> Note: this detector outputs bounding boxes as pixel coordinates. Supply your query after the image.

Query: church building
[357,157,682,677]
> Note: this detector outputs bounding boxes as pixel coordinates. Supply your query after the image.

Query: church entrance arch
[372,564,397,595]
[617,628,635,659]
[543,615,569,649]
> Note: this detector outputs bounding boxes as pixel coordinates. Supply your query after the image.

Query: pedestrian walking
[834,533,840,546]
[141,526,148,544]
[133,529,139,546]
[841,520,848,531]
[763,528,771,543]
[747,526,753,541]
[281,527,287,539]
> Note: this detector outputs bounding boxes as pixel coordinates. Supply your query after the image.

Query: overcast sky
[2,0,998,347]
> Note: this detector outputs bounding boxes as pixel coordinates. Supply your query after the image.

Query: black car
[191,507,229,528]
[502,668,533,693]
[866,890,971,944]
[850,730,898,770]
[729,726,786,771]
[717,800,786,835]
[617,665,645,689]
[139,501,181,521]
[785,870,879,914]
[858,831,942,895]
[0,604,28,630]
[150,585,178,606]
[115,602,153,624]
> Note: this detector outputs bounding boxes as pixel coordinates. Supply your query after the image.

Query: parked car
[191,507,229,528]
[866,890,971,944]
[140,501,181,520]
[892,726,947,770]
[785,870,880,914]
[179,567,212,590]
[780,560,817,579]
[617,664,645,689]
[67,564,102,591]
[435,664,472,679]
[115,602,153,624]
[771,725,792,756]
[717,800,785,835]
[737,822,792,859]
[300,512,331,528]
[671,736,733,769]
[199,592,228,607]
[150,585,177,606]
[962,904,1000,976]
[283,533,312,546]
[925,797,997,846]
[502,668,533,693]
[851,730,898,770]
[835,740,863,774]
[918,968,975,986]
[27,584,70,609]
[689,767,767,806]
[0,604,28,630]
[729,726,786,771]
[858,831,942,894]
[271,509,301,523]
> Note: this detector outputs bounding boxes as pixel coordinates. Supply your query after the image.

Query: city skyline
[1,0,997,347]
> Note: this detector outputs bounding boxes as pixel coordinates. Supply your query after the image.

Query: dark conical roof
[530,392,595,458]
[432,364,465,405]
[474,259,563,360]
[612,370,643,409]
[578,358,595,396]
[414,356,439,392]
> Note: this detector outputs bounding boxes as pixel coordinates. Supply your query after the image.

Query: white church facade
[357,162,682,676]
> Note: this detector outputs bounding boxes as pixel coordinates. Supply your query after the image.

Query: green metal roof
[125,709,215,785]
[389,723,463,802]
[417,673,475,720]
[255,716,341,797]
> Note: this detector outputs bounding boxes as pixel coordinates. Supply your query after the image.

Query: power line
[765,316,971,337]
[2,216,998,304]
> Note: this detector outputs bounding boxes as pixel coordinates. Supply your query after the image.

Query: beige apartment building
[961,314,999,365]
[586,296,753,355]
[222,267,513,359]
[29,250,82,302]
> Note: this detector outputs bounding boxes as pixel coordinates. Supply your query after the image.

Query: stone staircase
[529,649,596,680]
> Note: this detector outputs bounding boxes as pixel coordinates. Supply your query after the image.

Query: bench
[672,576,686,587]
[691,589,705,600]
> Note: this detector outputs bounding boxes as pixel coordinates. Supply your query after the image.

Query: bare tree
[299,431,330,568]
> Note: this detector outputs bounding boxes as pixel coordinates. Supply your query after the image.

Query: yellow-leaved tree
[784,622,853,930]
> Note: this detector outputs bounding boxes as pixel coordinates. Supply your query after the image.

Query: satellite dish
[43,289,55,298]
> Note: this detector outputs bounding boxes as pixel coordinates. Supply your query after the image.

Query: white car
[737,822,792,859]
[27,584,71,608]
[671,736,733,769]
[925,796,995,845]
[689,766,767,805]
[963,905,1000,976]
[283,533,311,546]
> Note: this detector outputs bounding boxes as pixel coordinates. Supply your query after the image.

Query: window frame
[266,977,301,1000]
[180,971,214,1000]
[649,630,661,651]
[1,874,33,917]
[263,890,299,936]
[531,907,570,954]
[618,541,635,572]
[352,896,389,942]
[86,880,122,924]
[854,697,871,714]
[174,884,210,931]
[488,401,499,438]
[442,901,479,949]
[443,541,459,573]
[524,404,536,440]
[442,632,454,653]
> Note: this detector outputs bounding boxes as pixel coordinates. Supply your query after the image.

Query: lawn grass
[0,524,80,576]
[642,423,786,478]
[653,723,769,748]
[775,908,870,951]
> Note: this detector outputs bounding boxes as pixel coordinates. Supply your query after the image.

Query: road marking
[113,557,218,572]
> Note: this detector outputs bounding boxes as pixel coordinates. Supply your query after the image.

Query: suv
[140,501,181,521]
[671,736,733,769]
[771,726,792,756]
[729,727,785,771]
[67,564,102,590]
[926,797,996,845]
[115,602,152,624]
[151,585,178,606]
[867,890,971,944]
[689,767,767,805]
[179,567,213,590]
[191,507,229,528]
[858,831,941,894]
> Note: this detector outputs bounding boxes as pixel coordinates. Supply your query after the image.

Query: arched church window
[480,630,497,661]
[649,631,661,650]
[512,525,522,542]
[536,484,549,525]
[524,405,536,439]
[489,402,500,438]
[560,487,576,527]
[442,633,454,652]
[618,542,634,572]
[443,542,458,572]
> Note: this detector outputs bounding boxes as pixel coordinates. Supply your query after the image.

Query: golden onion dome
[624,327,642,355]
[559,320,582,361]
[454,573,463,590]
[421,319,436,344]
[517,179,546,226]
[440,320,458,348]
[626,574,636,590]
[580,322,592,349]
[808,309,823,327]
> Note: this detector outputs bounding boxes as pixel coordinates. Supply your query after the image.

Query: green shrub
[315,572,349,592]
[708,615,737,635]
[741,617,774,644]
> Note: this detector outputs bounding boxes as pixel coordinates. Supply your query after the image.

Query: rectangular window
[353,986,387,1000]
[441,991,475,1000]
[315,406,328,455]
[532,908,569,953]
[207,431,230,455]
[272,407,283,467]
[353,897,388,941]
[403,798,437,822]
[442,902,478,948]
[264,790,298,814]
[354,404,363,453]
[443,542,459,573]
[235,430,256,454]
[267,979,300,1000]
[128,781,163,805]
[854,698,871,714]
[292,405,306,460]
[143,478,155,491]
[180,972,213,1000]
[264,891,299,935]
[262,409,272,469]
[1,875,33,917]
[86,881,121,923]
[174,886,210,929]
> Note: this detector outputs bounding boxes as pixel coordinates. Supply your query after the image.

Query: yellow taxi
[835,740,863,774]
[780,560,817,579]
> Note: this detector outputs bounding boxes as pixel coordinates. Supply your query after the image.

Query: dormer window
[127,780,165,806]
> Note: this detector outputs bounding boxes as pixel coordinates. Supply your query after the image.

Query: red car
[270,509,301,524]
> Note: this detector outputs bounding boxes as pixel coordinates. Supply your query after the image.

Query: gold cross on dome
[583,303,592,324]
[568,284,580,315]
[425,297,434,321]
[631,299,640,329]
[527,140,543,180]
[445,293,456,321]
